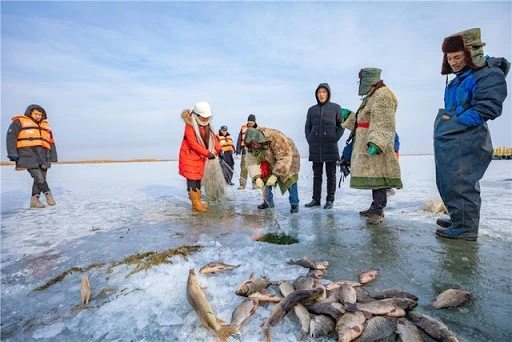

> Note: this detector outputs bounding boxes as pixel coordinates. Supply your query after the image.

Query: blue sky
[2,1,511,161]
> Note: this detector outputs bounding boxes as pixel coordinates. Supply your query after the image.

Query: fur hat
[247,114,256,122]
[441,28,486,75]
[191,101,213,118]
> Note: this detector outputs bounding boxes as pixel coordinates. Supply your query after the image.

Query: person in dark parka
[434,28,510,241]
[304,83,350,209]
[6,104,58,208]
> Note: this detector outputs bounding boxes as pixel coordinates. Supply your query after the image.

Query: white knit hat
[191,101,213,118]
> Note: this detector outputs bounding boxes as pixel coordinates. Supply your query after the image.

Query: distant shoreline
[0,159,174,166]
[0,155,437,166]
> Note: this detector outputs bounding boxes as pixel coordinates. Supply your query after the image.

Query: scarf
[191,113,216,154]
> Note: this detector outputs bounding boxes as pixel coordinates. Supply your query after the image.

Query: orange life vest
[217,134,234,152]
[13,116,54,150]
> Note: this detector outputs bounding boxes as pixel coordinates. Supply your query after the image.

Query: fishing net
[422,196,448,214]
[202,158,226,202]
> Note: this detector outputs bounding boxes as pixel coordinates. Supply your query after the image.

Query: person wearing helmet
[217,125,235,185]
[434,28,510,241]
[178,101,222,212]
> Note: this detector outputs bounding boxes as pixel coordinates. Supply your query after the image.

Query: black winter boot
[305,199,321,207]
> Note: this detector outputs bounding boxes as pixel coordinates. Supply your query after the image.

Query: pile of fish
[186,257,472,342]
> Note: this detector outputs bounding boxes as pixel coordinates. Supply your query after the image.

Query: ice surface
[1,156,511,341]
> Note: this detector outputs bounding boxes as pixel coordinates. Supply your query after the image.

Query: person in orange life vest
[217,125,235,185]
[6,104,58,208]
[235,114,258,190]
[178,101,222,212]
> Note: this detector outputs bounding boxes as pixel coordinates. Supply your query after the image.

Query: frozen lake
[1,156,511,341]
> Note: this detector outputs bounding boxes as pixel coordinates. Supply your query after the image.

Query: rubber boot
[188,190,207,212]
[44,192,56,206]
[366,212,384,225]
[30,195,46,208]
[196,189,208,210]
[435,228,478,241]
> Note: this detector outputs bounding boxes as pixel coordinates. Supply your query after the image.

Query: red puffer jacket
[178,111,221,180]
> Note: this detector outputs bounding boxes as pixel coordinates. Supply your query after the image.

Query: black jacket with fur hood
[6,104,58,170]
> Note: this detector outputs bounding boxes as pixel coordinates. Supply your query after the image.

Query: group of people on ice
[6,28,509,242]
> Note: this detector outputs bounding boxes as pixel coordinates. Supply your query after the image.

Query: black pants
[370,188,387,214]
[312,162,337,202]
[28,167,50,196]
[186,179,201,192]
[220,152,235,183]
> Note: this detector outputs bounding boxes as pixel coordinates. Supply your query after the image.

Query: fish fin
[361,310,372,319]
[216,317,225,324]
[234,264,241,268]
[215,325,238,342]
[248,272,254,279]
[345,303,357,312]
[200,285,208,291]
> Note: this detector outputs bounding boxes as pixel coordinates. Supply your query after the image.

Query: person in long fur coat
[342,68,402,225]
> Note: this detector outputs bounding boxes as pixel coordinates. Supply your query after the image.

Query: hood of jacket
[24,104,47,120]
[315,83,331,104]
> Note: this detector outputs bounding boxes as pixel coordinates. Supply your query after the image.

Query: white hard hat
[192,101,213,118]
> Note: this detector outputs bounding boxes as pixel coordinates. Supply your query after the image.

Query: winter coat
[434,57,509,231]
[178,110,222,180]
[305,83,345,162]
[342,85,402,190]
[6,104,58,170]
[245,127,300,194]
[235,123,258,155]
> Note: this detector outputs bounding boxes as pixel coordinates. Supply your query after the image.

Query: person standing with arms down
[304,83,349,209]
[342,68,402,225]
[6,104,58,208]
[235,114,258,190]
[434,28,509,241]
[178,101,222,213]
[217,125,235,185]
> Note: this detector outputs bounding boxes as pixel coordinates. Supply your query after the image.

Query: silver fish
[381,297,418,311]
[294,275,315,291]
[359,269,380,285]
[355,316,396,342]
[261,287,324,342]
[326,280,362,291]
[340,283,357,304]
[336,311,367,342]
[309,314,336,338]
[396,318,423,342]
[230,298,259,329]
[278,281,310,340]
[235,272,271,296]
[355,286,377,304]
[432,289,472,309]
[199,261,240,274]
[80,275,91,305]
[372,288,418,301]
[347,300,405,317]
[287,256,329,270]
[186,268,238,342]
[407,311,459,342]
[309,301,345,321]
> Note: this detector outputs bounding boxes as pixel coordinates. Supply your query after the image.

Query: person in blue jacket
[434,28,510,241]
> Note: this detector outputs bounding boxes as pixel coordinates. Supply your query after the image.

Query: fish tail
[262,326,271,342]
[215,325,238,342]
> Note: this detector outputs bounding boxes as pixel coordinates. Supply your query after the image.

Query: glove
[368,143,380,155]
[342,108,351,120]
[266,174,278,186]
[8,155,19,162]
[254,178,264,189]
[219,151,225,159]
[208,153,215,160]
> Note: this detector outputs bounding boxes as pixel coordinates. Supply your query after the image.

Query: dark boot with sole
[435,228,477,241]
[258,201,274,209]
[323,201,333,209]
[305,199,321,208]
[436,218,452,228]
[366,213,384,225]
[290,205,299,213]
